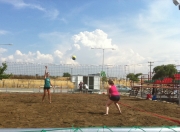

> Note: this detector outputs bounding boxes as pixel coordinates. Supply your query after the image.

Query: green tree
[0,62,12,79]
[152,64,177,80]
[102,76,108,82]
[126,73,142,86]
[62,72,71,77]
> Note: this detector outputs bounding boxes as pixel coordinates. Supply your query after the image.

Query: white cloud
[74,44,81,50]
[36,51,53,63]
[78,1,180,67]
[0,30,9,35]
[4,50,53,63]
[130,49,134,54]
[1,24,178,74]
[0,0,45,11]
[1,0,180,75]
[15,50,23,56]
[7,55,14,61]
[72,29,116,49]
[54,50,63,58]
[0,0,59,19]
[70,29,146,66]
[0,48,7,53]
[1,30,146,68]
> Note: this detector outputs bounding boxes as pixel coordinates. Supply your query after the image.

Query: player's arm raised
[44,66,47,78]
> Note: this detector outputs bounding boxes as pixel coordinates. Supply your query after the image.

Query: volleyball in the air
[72,55,76,60]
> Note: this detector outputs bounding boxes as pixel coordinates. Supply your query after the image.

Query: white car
[115,85,131,92]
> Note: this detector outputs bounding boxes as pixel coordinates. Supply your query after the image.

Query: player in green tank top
[42,66,53,103]
[44,77,51,88]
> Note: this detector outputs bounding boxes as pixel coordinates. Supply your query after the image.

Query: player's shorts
[44,87,50,89]
[110,95,120,101]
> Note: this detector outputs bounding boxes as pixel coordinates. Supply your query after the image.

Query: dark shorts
[44,87,50,90]
[110,95,120,101]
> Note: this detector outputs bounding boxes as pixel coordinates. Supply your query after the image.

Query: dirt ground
[0,93,179,128]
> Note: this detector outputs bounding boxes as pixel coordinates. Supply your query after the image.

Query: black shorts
[110,95,120,101]
[44,87,50,90]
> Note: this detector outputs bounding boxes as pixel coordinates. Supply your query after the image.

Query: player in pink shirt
[104,79,122,115]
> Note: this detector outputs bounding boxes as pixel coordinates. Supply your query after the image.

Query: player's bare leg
[47,89,51,103]
[104,99,113,115]
[42,89,47,102]
[114,102,121,114]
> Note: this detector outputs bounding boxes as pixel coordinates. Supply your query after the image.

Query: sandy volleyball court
[0,93,179,128]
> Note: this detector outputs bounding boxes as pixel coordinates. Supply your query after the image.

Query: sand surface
[0,93,179,128]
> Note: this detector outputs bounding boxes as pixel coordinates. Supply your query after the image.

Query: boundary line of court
[119,102,180,125]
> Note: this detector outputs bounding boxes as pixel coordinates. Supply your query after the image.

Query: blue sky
[0,0,180,74]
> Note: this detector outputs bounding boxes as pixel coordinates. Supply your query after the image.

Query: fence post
[61,84,62,93]
[141,76,142,97]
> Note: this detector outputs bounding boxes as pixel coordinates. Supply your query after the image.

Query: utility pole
[91,47,115,92]
[91,47,115,72]
[148,62,154,79]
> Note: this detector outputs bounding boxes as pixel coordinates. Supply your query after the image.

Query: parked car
[115,85,131,93]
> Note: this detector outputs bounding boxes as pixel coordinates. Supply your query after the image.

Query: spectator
[79,82,83,93]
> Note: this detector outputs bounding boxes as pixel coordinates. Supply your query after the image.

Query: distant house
[71,74,100,90]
